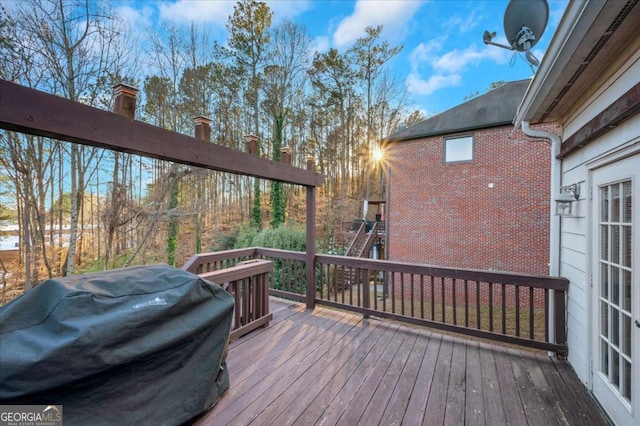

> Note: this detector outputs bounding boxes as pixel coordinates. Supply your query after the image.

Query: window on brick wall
[444,135,473,163]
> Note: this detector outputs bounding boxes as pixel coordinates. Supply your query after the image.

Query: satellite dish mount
[483,0,549,68]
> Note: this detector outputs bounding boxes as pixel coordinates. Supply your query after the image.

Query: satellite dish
[483,0,549,68]
[504,0,549,52]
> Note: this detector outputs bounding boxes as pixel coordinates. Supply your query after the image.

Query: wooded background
[0,0,427,300]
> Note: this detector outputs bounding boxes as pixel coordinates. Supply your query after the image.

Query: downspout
[521,121,562,352]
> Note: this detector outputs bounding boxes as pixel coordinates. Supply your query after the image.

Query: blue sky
[116,0,566,116]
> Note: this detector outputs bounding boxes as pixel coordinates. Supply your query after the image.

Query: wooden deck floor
[195,298,609,426]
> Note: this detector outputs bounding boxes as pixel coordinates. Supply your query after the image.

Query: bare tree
[5,0,135,277]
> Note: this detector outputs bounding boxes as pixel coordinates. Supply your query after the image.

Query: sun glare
[372,146,384,163]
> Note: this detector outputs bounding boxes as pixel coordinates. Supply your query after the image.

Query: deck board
[194,298,609,426]
[422,336,453,425]
[477,342,506,426]
[464,341,485,426]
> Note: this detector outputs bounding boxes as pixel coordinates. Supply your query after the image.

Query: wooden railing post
[306,185,316,309]
[112,83,138,119]
[193,115,211,142]
[554,288,568,358]
[280,147,292,165]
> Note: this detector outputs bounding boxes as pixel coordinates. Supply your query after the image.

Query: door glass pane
[612,349,620,387]
[601,300,608,338]
[623,359,631,401]
[601,338,609,373]
[611,308,619,347]
[622,181,631,223]
[612,266,620,306]
[621,313,631,357]
[622,225,631,267]
[601,225,609,261]
[601,187,609,221]
[623,270,631,312]
[612,184,620,222]
[611,225,620,264]
[601,263,608,298]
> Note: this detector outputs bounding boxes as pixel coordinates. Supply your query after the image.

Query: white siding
[560,54,640,384]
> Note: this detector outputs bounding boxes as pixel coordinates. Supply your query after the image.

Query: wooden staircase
[345,221,380,258]
[334,222,381,291]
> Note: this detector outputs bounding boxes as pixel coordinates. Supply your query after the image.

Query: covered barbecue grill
[0,264,234,425]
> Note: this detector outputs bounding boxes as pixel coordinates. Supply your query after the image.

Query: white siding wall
[560,54,640,384]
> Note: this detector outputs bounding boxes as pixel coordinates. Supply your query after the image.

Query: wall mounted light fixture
[555,183,580,216]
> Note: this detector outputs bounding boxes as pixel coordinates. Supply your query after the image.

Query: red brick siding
[387,124,557,276]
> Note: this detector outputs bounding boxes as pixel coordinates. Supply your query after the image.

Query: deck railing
[183,255,273,341]
[182,248,568,356]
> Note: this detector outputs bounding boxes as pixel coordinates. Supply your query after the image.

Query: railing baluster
[356,267,361,306]
[440,277,445,323]
[410,274,415,318]
[464,280,469,328]
[391,272,396,314]
[373,270,378,311]
[476,281,481,330]
[529,286,535,340]
[430,276,435,321]
[452,278,457,325]
[515,286,520,337]
[501,283,506,335]
[420,275,425,319]
[401,273,405,316]
[489,282,494,332]
[333,266,344,302]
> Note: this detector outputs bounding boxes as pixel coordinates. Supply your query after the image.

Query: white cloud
[432,46,485,73]
[406,37,512,97]
[157,0,234,26]
[115,4,154,30]
[409,39,445,67]
[156,0,311,27]
[312,35,330,54]
[406,73,461,96]
[442,8,480,34]
[332,0,424,48]
[267,0,312,20]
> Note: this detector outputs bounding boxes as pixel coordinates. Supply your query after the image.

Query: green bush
[233,224,260,249]
[234,225,306,294]
[252,225,306,251]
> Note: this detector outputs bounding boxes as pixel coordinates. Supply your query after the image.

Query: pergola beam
[0,80,324,187]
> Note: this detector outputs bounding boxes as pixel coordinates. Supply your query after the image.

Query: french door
[591,154,639,426]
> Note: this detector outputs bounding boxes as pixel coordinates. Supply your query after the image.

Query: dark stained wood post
[244,134,258,155]
[555,288,567,358]
[193,116,211,142]
[280,147,292,165]
[306,156,315,171]
[112,83,138,119]
[306,157,316,309]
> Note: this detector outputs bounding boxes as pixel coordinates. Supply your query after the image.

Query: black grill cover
[0,265,234,425]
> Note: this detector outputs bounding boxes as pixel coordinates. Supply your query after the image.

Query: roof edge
[385,121,515,144]
[514,0,606,128]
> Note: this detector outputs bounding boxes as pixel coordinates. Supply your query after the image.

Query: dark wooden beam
[0,80,324,187]
[558,81,640,159]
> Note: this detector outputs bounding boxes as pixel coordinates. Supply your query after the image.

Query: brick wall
[387,123,558,275]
